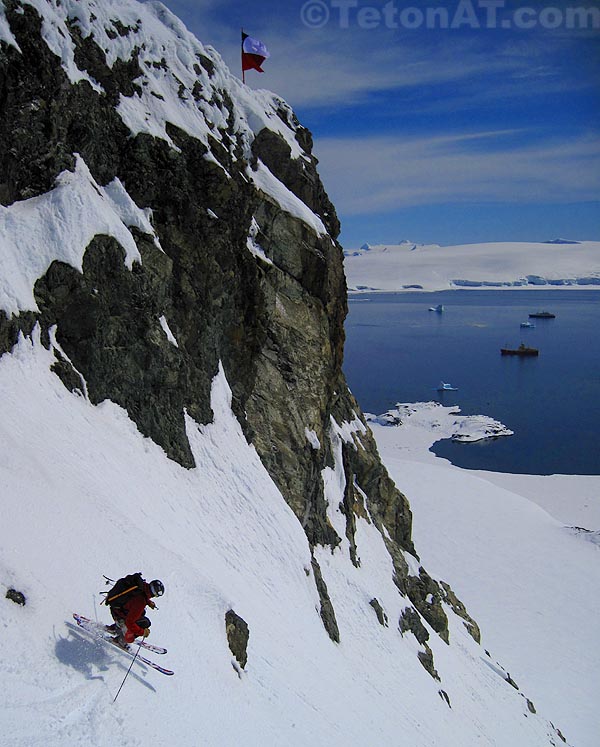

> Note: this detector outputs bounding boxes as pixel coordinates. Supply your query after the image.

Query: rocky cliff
[0,0,477,672]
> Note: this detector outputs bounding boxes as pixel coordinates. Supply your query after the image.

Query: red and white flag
[241,32,270,74]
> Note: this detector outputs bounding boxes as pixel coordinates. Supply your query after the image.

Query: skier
[103,573,164,647]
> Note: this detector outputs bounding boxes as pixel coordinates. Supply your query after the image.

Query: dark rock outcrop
[369,598,388,627]
[225,609,249,669]
[311,556,340,643]
[6,588,26,605]
[399,606,440,680]
[399,606,429,646]
[440,581,481,643]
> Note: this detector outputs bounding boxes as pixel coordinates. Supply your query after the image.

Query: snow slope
[370,402,600,747]
[344,240,600,292]
[0,331,569,747]
[0,1,592,744]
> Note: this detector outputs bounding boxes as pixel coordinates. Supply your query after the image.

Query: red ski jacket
[112,586,154,642]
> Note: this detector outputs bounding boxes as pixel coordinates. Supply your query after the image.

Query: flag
[241,32,270,74]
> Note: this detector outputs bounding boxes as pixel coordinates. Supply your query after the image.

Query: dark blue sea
[343,290,600,475]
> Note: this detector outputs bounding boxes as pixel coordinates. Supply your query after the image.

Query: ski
[73,613,167,653]
[106,639,174,676]
[72,614,173,675]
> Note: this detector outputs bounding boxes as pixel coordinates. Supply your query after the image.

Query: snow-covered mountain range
[0,1,597,746]
[344,239,600,292]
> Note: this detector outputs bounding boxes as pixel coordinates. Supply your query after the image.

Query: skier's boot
[111,635,130,650]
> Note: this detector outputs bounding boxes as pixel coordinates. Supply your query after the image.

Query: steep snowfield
[371,406,600,747]
[0,1,594,744]
[344,240,600,292]
[0,331,568,746]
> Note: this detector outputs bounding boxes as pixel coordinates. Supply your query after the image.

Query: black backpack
[103,572,145,608]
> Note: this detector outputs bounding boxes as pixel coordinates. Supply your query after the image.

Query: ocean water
[343,290,600,475]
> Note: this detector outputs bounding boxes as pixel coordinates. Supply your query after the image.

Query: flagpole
[241,28,245,84]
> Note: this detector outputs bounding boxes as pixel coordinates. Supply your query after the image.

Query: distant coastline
[349,283,600,293]
[344,239,600,293]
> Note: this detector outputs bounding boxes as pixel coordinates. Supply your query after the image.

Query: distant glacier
[344,239,600,292]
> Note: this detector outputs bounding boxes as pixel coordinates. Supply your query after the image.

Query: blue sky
[161,0,599,248]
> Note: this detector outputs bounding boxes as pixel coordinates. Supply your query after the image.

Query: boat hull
[501,348,539,356]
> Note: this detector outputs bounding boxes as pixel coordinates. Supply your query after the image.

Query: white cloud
[230,32,552,109]
[314,130,600,213]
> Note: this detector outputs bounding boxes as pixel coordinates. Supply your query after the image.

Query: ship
[500,343,539,357]
[528,311,555,319]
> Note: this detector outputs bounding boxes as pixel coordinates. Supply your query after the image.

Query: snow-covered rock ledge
[365,401,513,447]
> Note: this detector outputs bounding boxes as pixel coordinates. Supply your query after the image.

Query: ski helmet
[149,579,164,597]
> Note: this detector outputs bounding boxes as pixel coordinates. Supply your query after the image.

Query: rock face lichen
[0,0,478,673]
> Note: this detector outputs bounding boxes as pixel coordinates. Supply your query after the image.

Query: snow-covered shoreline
[366,401,514,444]
[344,240,600,293]
[369,400,600,747]
[369,399,600,528]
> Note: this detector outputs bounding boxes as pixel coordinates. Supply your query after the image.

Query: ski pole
[113,642,142,703]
